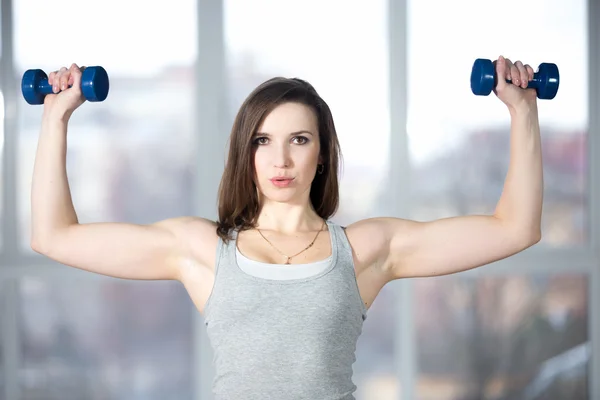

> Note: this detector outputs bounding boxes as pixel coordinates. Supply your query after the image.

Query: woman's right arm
[31,64,214,281]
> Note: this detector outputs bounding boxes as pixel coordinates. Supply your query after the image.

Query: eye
[253,136,269,145]
[293,136,309,145]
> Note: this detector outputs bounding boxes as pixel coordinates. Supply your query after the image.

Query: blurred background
[0,0,597,399]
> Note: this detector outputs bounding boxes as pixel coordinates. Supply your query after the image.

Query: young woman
[31,55,542,399]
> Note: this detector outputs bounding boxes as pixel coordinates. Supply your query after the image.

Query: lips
[270,177,295,187]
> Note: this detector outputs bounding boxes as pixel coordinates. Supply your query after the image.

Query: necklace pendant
[285,257,291,265]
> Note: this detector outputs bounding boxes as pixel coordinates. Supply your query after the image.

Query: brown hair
[216,77,342,242]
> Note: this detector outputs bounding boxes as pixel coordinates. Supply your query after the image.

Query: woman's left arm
[346,56,543,280]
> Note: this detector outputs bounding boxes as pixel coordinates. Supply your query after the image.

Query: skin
[30,56,542,315]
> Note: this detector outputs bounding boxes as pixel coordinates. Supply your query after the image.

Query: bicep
[387,215,540,279]
[33,217,213,281]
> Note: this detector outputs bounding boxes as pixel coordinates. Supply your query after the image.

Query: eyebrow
[254,130,314,136]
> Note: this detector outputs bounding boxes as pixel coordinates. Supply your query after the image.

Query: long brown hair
[216,77,342,241]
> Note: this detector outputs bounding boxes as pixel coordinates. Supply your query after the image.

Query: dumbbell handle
[484,69,544,90]
[32,79,68,95]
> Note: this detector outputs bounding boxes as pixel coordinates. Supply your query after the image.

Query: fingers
[69,63,84,91]
[498,56,535,89]
[514,61,529,88]
[525,64,534,81]
[495,56,508,89]
[503,57,513,81]
[48,71,57,86]
[48,63,83,93]
[508,59,523,87]
[50,67,68,93]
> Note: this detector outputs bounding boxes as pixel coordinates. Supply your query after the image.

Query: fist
[494,55,538,111]
[44,63,87,118]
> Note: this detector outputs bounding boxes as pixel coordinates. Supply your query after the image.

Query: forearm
[31,113,79,247]
[493,105,543,239]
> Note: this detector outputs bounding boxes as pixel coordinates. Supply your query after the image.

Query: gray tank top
[203,220,368,399]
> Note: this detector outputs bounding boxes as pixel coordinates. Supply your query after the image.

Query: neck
[255,200,324,234]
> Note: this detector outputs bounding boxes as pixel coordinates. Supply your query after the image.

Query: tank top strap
[326,221,353,265]
[213,229,239,277]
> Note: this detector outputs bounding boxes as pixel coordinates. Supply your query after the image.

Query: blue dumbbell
[470,58,559,100]
[21,66,109,105]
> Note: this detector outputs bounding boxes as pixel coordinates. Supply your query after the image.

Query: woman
[31,55,542,399]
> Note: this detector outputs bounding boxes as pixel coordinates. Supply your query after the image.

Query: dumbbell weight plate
[536,63,559,100]
[81,67,110,102]
[22,69,48,105]
[470,58,495,96]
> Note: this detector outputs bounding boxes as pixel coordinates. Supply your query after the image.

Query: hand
[43,63,87,120]
[493,56,538,113]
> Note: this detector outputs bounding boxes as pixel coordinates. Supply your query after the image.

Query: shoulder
[155,216,220,268]
[155,216,217,237]
[343,217,418,273]
[344,217,415,245]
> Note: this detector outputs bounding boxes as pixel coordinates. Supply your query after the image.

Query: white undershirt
[235,248,332,280]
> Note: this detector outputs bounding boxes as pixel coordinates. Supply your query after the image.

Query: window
[414,274,588,400]
[407,1,591,398]
[406,0,588,248]
[13,0,198,398]
[224,0,396,397]
[0,280,5,396]
[15,0,199,249]
[19,278,195,399]
[0,90,4,249]
[0,5,3,249]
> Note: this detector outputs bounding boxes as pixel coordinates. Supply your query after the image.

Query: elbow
[518,227,542,250]
[31,230,58,256]
[496,215,542,249]
[531,228,542,245]
[31,224,76,257]
[31,235,49,255]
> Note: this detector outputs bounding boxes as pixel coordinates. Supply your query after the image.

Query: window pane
[15,0,198,249]
[224,1,394,397]
[415,274,589,400]
[354,285,398,399]
[0,280,5,395]
[19,278,194,399]
[0,89,3,250]
[1,0,4,249]
[407,0,588,247]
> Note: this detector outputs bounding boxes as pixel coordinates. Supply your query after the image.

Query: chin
[263,190,300,203]
[259,184,308,204]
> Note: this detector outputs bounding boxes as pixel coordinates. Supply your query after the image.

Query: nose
[273,143,292,168]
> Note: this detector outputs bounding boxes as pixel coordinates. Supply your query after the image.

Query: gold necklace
[256,220,326,265]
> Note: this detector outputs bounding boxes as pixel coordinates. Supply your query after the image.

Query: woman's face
[252,102,321,204]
